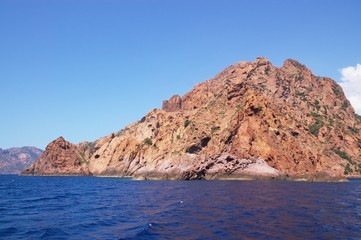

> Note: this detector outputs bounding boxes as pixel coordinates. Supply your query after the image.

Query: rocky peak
[47,136,74,150]
[283,58,305,68]
[22,136,91,176]
[255,56,271,65]
[282,58,312,76]
[48,136,72,150]
[162,95,182,112]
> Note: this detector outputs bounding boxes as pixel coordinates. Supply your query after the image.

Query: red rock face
[162,95,182,112]
[23,57,361,181]
[22,137,91,176]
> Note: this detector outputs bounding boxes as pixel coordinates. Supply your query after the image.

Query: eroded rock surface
[23,57,361,180]
[162,95,182,112]
[22,137,91,176]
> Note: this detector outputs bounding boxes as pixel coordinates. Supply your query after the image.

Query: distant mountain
[23,57,361,181]
[0,147,43,174]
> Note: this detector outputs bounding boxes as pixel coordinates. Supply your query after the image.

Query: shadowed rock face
[23,57,361,181]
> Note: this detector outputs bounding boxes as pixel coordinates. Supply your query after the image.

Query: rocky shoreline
[21,172,348,182]
[22,57,361,181]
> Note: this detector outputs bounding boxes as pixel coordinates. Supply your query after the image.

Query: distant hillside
[0,147,43,174]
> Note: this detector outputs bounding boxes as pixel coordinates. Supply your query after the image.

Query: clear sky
[1,0,360,149]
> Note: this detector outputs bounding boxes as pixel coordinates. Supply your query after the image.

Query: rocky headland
[22,58,361,181]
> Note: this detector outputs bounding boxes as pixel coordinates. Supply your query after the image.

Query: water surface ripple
[0,175,360,239]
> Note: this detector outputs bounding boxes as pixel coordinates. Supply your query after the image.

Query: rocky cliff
[0,147,43,174]
[22,58,361,180]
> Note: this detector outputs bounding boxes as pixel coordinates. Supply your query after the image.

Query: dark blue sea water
[0,175,360,239]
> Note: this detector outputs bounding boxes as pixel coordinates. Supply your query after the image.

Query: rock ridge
[0,146,43,174]
[22,57,361,181]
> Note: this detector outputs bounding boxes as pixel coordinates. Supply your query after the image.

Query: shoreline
[19,173,351,182]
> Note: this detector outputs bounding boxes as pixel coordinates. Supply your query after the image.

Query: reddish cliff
[22,137,91,176]
[23,58,361,180]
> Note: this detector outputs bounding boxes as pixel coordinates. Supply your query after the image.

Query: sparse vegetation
[144,138,153,146]
[78,151,89,165]
[341,101,348,110]
[184,119,191,128]
[211,126,221,133]
[333,113,342,120]
[332,148,353,163]
[309,119,324,136]
[87,141,96,151]
[236,103,243,112]
[309,112,321,118]
[348,126,359,134]
[295,91,305,97]
[176,135,181,140]
[326,116,334,127]
[322,105,328,115]
[208,100,216,108]
[81,141,98,155]
[314,100,320,111]
[344,163,353,175]
[296,90,307,101]
[332,85,341,96]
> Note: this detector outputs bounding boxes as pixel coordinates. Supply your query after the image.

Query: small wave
[0,207,8,212]
[119,222,159,240]
[23,195,67,203]
[39,227,71,239]
[2,175,361,239]
[0,226,19,237]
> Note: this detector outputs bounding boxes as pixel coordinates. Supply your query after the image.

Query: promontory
[22,57,361,181]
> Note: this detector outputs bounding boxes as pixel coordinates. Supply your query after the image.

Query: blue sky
[0,0,360,149]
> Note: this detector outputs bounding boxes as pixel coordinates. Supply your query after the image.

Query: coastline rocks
[22,137,91,176]
[23,57,361,181]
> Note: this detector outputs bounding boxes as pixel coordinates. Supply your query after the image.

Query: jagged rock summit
[22,57,361,181]
[22,137,91,176]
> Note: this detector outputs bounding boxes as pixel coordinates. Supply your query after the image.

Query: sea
[0,175,360,240]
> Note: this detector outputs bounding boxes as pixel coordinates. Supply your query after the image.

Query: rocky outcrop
[22,137,91,176]
[0,147,43,174]
[162,95,182,112]
[23,57,361,181]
